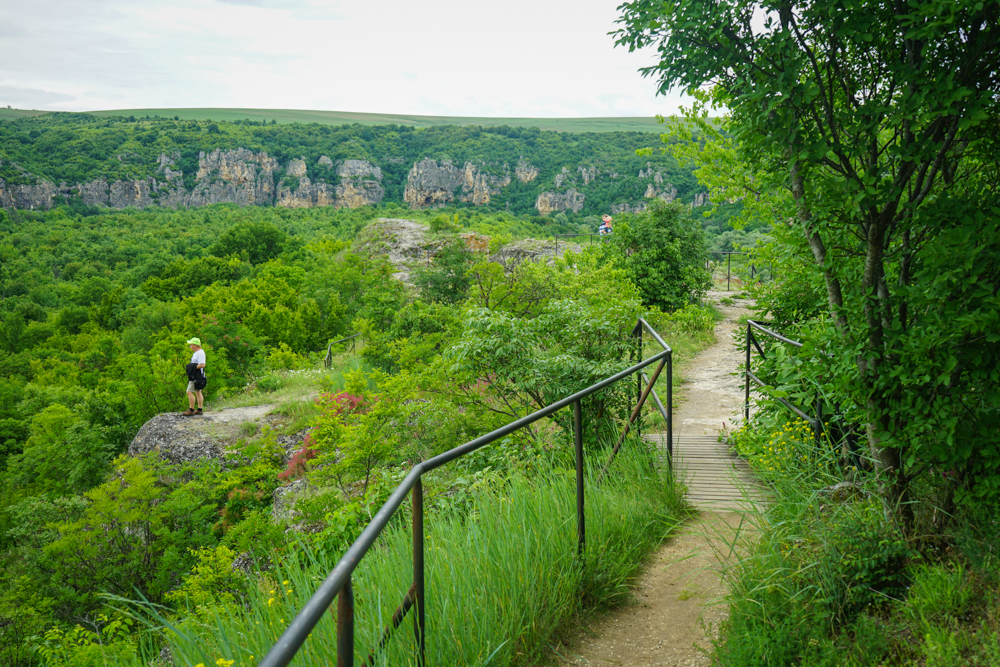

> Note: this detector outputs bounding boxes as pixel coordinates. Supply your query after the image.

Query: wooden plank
[646,432,762,511]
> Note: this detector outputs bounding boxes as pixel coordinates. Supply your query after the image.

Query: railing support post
[727,253,732,291]
[337,578,354,667]
[745,323,752,425]
[574,399,585,557]
[636,331,642,441]
[413,478,426,667]
[666,352,673,461]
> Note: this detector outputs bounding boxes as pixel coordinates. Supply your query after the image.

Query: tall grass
[147,444,685,667]
[713,413,1000,666]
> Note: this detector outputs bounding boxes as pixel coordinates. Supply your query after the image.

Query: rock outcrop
[0,178,60,209]
[187,148,278,207]
[333,159,385,208]
[404,158,464,207]
[514,158,539,183]
[404,159,515,207]
[460,162,511,205]
[638,163,678,202]
[276,157,384,209]
[535,189,585,215]
[611,202,646,215]
[128,413,224,464]
[127,404,304,465]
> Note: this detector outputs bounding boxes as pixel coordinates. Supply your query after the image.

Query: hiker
[599,215,613,237]
[183,337,207,416]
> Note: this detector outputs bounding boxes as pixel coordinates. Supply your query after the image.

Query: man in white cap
[183,337,207,416]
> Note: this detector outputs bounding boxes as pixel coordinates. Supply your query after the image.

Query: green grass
[714,413,1000,667]
[0,107,49,120]
[143,445,684,667]
[70,107,671,133]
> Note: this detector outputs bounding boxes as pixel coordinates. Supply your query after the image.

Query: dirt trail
[553,290,755,667]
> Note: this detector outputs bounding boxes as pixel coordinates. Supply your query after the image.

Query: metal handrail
[258,319,673,667]
[708,251,772,291]
[744,320,823,444]
[325,333,361,368]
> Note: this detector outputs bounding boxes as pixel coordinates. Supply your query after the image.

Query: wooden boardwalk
[646,433,761,512]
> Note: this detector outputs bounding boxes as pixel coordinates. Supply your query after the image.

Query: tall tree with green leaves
[615,0,1000,520]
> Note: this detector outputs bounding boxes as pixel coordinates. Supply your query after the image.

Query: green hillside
[0,106,669,133]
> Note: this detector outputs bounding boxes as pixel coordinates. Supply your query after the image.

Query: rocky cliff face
[403,158,514,207]
[332,159,385,208]
[515,157,539,183]
[276,157,384,209]
[535,189,586,215]
[0,149,686,216]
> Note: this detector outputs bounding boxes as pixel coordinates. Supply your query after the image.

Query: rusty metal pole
[636,331,642,441]
[574,399,585,557]
[666,352,673,463]
[337,578,354,667]
[745,324,752,424]
[413,478,426,666]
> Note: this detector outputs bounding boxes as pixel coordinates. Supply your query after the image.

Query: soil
[552,289,756,667]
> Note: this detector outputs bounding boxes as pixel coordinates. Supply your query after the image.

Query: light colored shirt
[191,349,206,366]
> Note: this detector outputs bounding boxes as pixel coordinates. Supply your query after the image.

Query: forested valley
[0,192,720,665]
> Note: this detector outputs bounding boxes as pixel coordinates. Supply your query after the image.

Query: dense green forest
[0,196,717,665]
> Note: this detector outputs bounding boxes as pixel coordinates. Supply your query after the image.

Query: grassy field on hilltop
[0,106,668,133]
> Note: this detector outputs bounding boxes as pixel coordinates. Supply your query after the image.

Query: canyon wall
[0,153,706,217]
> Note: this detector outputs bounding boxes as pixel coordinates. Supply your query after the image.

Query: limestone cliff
[187,148,278,207]
[277,157,384,209]
[0,147,683,216]
[333,159,385,208]
[535,189,585,215]
[639,163,678,202]
[404,158,464,207]
[403,158,513,207]
[514,157,539,183]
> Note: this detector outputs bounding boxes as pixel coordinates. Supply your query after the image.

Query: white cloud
[0,0,686,118]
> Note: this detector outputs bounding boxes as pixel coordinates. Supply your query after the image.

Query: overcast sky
[0,0,687,118]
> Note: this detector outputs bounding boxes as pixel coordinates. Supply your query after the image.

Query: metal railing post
[413,478,426,666]
[666,352,673,461]
[727,254,732,291]
[636,331,642,441]
[573,399,585,557]
[745,323,752,424]
[337,578,354,667]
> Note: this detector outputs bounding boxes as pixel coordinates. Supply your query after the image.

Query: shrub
[278,444,317,483]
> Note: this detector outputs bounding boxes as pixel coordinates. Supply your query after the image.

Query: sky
[0,0,688,118]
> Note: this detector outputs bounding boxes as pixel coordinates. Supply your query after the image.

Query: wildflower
[216,660,235,667]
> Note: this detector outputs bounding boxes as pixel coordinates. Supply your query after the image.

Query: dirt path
[553,290,754,667]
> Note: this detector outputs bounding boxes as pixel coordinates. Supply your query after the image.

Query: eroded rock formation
[535,189,585,215]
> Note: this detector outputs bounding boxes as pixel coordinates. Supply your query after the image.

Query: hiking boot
[182,408,196,416]
[195,408,203,415]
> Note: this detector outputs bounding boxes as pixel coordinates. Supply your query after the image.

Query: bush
[604,199,712,312]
